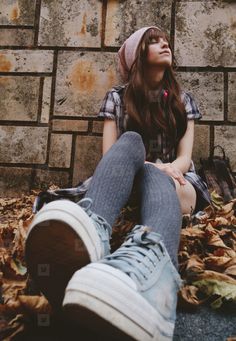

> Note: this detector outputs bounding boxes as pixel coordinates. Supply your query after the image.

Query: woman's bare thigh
[172,178,197,215]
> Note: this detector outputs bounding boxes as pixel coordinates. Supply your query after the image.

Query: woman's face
[146,36,172,67]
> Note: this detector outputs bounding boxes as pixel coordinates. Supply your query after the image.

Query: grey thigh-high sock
[137,163,182,269]
[83,131,146,228]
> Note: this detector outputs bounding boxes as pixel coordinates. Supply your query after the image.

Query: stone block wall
[0,0,235,196]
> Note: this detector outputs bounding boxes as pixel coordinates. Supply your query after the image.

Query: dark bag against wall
[198,145,236,203]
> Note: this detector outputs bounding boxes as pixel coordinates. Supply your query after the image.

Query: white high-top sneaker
[25,197,112,310]
[63,224,183,340]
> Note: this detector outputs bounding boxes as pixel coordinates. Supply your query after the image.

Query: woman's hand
[144,161,187,185]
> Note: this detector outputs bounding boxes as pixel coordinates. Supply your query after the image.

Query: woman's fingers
[156,163,187,185]
[171,167,186,185]
[145,161,187,186]
[174,173,187,185]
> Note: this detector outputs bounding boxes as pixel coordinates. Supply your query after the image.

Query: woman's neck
[145,66,165,90]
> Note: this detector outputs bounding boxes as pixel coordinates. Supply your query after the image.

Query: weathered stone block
[192,125,210,172]
[49,134,72,168]
[41,77,52,123]
[55,51,119,116]
[73,135,102,185]
[0,29,34,46]
[92,120,103,134]
[33,169,70,190]
[228,73,236,122]
[0,76,40,121]
[0,0,36,25]
[175,2,236,67]
[177,72,224,121]
[0,50,53,72]
[0,126,48,164]
[52,119,88,132]
[39,0,102,47]
[105,0,172,46]
[215,126,236,172]
[0,166,32,197]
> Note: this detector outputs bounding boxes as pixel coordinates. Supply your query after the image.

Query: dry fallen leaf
[1,295,52,316]
[185,254,205,273]
[178,285,207,310]
[0,314,26,341]
[2,279,27,303]
[192,270,236,308]
[181,228,205,239]
[204,255,233,271]
[224,265,236,278]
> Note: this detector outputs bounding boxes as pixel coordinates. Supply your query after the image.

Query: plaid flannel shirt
[97,85,211,212]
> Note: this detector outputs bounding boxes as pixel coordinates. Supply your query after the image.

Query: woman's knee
[120,131,146,161]
[122,130,141,138]
[121,131,143,145]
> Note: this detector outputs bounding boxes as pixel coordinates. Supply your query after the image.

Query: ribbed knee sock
[84,131,146,227]
[137,163,182,268]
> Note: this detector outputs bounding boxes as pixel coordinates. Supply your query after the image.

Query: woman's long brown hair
[124,28,187,157]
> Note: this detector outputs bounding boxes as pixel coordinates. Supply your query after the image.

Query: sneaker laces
[76,197,112,242]
[100,225,167,286]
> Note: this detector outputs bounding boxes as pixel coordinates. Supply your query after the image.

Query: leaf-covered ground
[0,188,235,340]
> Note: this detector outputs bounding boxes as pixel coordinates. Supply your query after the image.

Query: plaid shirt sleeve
[182,91,202,120]
[97,90,116,120]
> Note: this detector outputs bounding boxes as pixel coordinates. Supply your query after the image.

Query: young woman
[25,26,211,340]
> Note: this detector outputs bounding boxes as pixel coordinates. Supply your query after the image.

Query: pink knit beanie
[118,26,162,82]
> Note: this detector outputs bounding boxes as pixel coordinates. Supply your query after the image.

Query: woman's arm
[145,120,195,185]
[102,119,118,156]
[171,119,194,174]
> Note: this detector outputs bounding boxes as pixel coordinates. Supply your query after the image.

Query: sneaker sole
[63,263,174,341]
[25,200,104,309]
